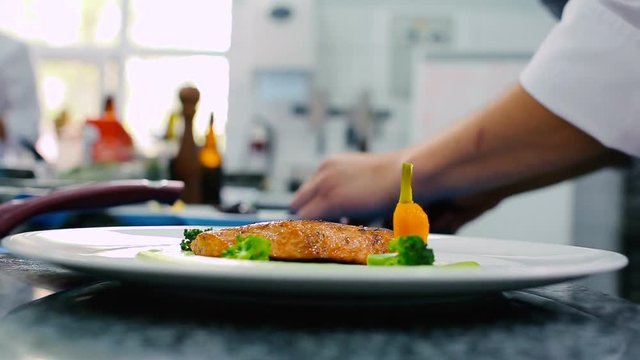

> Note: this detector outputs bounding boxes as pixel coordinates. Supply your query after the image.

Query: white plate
[3,226,628,303]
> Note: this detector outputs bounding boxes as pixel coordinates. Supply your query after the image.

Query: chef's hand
[290,152,403,221]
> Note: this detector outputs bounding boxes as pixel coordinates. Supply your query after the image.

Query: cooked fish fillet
[190,220,393,264]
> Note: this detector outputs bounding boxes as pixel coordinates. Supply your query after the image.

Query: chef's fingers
[295,194,342,220]
[290,170,326,212]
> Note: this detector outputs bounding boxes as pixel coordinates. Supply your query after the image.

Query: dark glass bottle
[199,112,224,205]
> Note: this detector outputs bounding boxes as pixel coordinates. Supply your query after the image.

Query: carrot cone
[393,163,430,243]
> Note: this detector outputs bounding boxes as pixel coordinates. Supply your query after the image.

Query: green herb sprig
[180,227,212,251]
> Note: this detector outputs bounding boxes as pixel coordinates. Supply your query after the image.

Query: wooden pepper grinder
[0,116,6,142]
[170,86,203,203]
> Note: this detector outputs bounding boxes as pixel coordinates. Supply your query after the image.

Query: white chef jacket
[0,33,41,148]
[521,0,640,157]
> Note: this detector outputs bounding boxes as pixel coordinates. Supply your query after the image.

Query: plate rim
[2,225,629,296]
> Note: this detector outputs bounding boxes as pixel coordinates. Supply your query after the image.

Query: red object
[86,118,134,163]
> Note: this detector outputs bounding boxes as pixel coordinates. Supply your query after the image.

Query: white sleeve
[0,39,41,146]
[520,0,640,157]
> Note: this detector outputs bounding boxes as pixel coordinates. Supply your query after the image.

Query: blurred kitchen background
[0,0,636,299]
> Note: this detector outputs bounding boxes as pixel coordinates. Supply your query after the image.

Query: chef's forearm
[404,84,616,203]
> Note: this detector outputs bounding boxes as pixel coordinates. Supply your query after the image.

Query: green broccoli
[366,253,400,266]
[367,235,435,266]
[180,227,212,251]
[222,234,271,261]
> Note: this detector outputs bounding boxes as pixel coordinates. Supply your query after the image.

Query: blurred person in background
[290,0,638,232]
[0,32,41,159]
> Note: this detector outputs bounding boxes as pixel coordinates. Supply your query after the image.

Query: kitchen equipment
[0,180,183,239]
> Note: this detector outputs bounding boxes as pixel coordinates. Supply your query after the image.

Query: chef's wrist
[402,143,445,203]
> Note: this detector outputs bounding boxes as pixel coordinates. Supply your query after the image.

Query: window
[125,55,229,150]
[0,0,232,157]
[128,0,231,52]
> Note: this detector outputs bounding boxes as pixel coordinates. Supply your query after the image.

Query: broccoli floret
[389,235,435,265]
[222,234,271,261]
[367,235,435,266]
[180,228,212,251]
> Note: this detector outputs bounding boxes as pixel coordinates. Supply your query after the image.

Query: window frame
[28,0,231,128]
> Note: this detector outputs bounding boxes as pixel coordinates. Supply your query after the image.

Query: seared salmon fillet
[190,220,393,264]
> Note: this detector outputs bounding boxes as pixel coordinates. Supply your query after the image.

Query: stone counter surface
[1,253,639,360]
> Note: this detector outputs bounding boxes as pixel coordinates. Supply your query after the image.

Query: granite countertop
[1,253,640,360]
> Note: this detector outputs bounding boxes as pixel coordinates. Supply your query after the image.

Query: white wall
[226,0,316,173]
[571,169,625,295]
